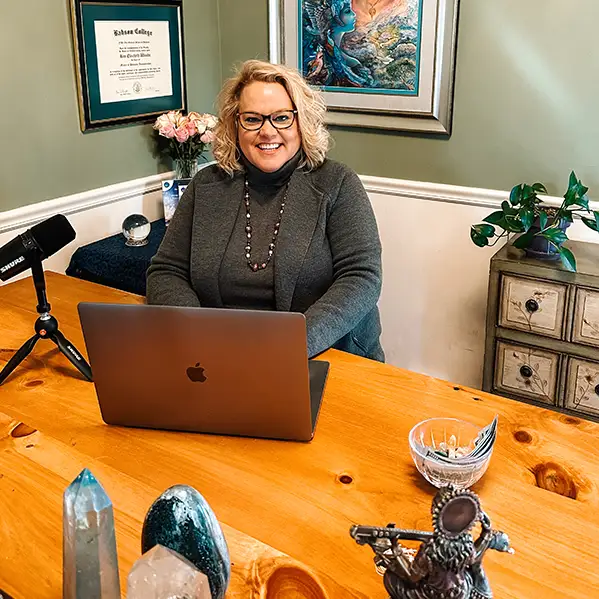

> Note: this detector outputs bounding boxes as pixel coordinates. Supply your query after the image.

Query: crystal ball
[122,214,151,247]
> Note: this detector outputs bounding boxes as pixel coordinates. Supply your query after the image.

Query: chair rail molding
[0,173,174,235]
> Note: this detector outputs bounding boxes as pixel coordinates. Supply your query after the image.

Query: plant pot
[518,217,571,261]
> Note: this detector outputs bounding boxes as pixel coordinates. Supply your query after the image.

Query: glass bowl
[408,418,493,489]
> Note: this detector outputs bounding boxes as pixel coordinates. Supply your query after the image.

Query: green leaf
[509,185,523,206]
[558,246,576,272]
[582,216,599,232]
[577,183,589,197]
[569,171,579,190]
[504,215,525,233]
[563,188,577,207]
[520,195,538,211]
[560,210,574,223]
[519,208,534,231]
[513,230,535,249]
[539,212,548,230]
[477,224,495,237]
[470,227,489,247]
[532,182,548,194]
[501,200,518,215]
[543,227,568,246]
[570,194,590,210]
[522,184,535,201]
[483,211,506,225]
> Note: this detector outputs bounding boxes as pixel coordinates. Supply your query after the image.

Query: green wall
[3,1,597,212]
[0,0,221,211]
[219,0,599,196]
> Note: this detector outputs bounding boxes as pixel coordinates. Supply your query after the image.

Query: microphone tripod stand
[0,251,93,385]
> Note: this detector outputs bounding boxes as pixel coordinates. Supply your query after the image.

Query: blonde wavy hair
[213,60,331,175]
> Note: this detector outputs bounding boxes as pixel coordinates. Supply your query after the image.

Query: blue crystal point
[63,469,120,599]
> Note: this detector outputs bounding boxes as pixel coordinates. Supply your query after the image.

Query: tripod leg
[0,334,39,385]
[50,330,93,382]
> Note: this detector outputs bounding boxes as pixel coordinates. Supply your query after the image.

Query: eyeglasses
[237,110,298,131]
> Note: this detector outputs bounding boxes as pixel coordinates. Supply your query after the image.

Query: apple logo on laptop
[187,362,207,383]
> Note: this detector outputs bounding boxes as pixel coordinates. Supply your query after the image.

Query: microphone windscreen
[30,214,76,259]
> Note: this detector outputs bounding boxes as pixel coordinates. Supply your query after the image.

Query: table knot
[531,462,579,500]
[10,423,37,438]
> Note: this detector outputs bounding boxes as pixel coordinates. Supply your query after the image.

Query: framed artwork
[70,0,186,131]
[269,0,460,134]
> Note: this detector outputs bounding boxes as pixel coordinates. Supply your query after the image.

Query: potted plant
[470,171,599,272]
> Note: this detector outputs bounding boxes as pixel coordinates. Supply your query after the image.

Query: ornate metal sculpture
[350,485,513,599]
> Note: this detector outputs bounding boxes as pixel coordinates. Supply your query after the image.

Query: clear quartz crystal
[127,545,211,599]
[63,469,121,599]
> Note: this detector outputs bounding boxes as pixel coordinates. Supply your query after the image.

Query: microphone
[0,212,92,385]
[0,214,76,282]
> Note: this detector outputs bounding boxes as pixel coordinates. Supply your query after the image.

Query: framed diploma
[70,0,186,131]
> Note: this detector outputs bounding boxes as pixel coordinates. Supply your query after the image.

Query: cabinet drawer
[572,288,599,348]
[565,357,599,418]
[494,341,559,404]
[498,275,567,339]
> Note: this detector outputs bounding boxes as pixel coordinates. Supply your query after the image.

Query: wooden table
[0,273,598,598]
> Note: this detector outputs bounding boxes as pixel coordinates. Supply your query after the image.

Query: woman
[146,59,384,362]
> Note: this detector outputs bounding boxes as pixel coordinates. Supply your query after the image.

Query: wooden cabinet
[494,341,560,405]
[572,288,599,348]
[483,241,599,421]
[498,275,567,338]
[564,357,599,418]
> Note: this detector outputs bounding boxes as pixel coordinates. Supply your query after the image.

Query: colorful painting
[300,0,422,94]
[270,0,459,133]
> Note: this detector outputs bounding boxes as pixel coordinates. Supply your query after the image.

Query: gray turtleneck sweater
[219,151,301,310]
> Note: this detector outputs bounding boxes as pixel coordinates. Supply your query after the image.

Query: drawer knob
[595,385,599,397]
[520,365,533,378]
[525,299,539,313]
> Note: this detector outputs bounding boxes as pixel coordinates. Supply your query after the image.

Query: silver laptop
[77,303,329,441]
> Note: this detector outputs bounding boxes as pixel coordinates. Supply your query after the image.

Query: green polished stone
[142,485,230,599]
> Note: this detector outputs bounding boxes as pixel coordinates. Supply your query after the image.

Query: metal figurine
[350,485,514,599]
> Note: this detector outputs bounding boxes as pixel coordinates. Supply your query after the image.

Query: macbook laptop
[77,303,329,441]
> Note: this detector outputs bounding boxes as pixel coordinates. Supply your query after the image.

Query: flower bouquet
[153,110,218,179]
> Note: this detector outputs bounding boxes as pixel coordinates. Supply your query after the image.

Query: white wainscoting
[1,172,598,389]
[366,176,599,389]
[0,173,171,279]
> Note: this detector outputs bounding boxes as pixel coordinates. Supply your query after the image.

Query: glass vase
[174,158,198,180]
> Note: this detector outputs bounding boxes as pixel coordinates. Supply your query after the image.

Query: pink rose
[200,130,215,144]
[185,119,197,136]
[154,113,171,130]
[188,113,207,135]
[167,110,181,126]
[174,126,190,143]
[203,114,218,129]
[158,122,176,138]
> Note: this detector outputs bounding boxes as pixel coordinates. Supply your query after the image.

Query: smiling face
[237,81,301,173]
